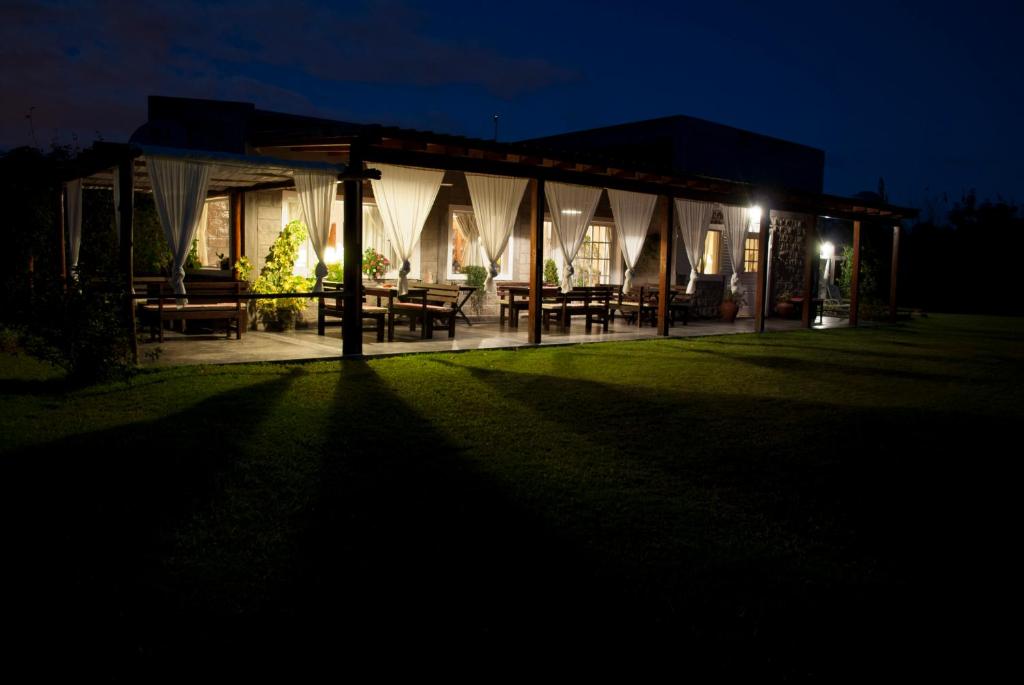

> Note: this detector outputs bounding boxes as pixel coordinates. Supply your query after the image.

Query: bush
[248,220,313,330]
[461,265,487,314]
[544,259,559,286]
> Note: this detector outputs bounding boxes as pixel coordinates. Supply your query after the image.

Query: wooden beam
[849,220,861,327]
[117,159,138,364]
[58,186,67,289]
[528,178,545,344]
[657,196,673,336]
[801,215,818,328]
[342,154,364,358]
[889,223,901,322]
[230,191,244,271]
[753,209,771,333]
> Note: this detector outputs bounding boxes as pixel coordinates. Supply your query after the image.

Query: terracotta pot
[775,301,795,319]
[720,300,739,322]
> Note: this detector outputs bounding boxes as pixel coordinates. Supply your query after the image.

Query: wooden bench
[497,281,531,328]
[316,280,388,342]
[611,285,657,327]
[669,286,691,326]
[138,280,247,342]
[541,285,615,333]
[390,281,460,339]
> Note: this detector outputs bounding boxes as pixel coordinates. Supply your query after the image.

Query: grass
[1,314,1021,673]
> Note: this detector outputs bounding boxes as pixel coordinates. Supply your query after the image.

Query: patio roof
[247,108,918,222]
[73,142,355,195]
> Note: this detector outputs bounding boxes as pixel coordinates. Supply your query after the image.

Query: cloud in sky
[0,0,579,148]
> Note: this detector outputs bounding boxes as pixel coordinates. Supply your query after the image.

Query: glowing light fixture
[748,205,762,232]
[324,245,341,264]
[819,241,834,259]
[561,208,582,216]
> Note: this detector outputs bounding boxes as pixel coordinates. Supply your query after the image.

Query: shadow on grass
[250,360,623,652]
[417,357,1015,669]
[0,369,301,659]
[687,346,956,382]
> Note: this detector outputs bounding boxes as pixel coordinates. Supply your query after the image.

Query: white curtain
[466,173,528,293]
[455,212,483,269]
[675,198,715,294]
[295,171,337,292]
[370,163,445,294]
[148,157,211,299]
[65,179,83,272]
[721,204,749,295]
[545,181,602,292]
[607,189,656,294]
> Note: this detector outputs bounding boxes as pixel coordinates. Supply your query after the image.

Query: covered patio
[139,314,854,366]
[61,97,916,367]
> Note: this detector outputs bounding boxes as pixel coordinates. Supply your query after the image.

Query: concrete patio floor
[139,315,853,367]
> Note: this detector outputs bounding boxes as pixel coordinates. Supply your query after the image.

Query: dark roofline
[130,95,916,220]
[520,113,826,157]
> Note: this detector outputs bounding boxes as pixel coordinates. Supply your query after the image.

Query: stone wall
[201,198,231,266]
[769,212,811,309]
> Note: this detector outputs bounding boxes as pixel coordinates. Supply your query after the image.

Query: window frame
[446,204,513,282]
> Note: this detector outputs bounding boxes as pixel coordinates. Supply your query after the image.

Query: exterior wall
[243,190,283,275]
[200,198,231,266]
[769,212,813,308]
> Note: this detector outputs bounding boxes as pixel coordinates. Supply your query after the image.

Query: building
[67,95,916,360]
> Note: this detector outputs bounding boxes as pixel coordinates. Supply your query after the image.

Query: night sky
[3,0,1021,208]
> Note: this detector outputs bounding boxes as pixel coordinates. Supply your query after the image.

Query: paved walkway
[140,315,852,367]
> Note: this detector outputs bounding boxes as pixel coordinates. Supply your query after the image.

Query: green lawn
[1,315,1021,672]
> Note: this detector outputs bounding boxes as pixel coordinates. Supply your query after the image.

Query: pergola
[64,119,917,360]
[251,119,917,349]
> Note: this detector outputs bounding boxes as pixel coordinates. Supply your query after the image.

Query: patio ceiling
[77,144,351,195]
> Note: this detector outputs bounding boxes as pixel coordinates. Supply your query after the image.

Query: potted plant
[544,258,560,286]
[362,247,390,282]
[775,290,795,318]
[248,220,313,331]
[720,287,744,323]
[461,265,488,316]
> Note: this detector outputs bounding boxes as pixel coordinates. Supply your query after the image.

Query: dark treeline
[900,192,1021,315]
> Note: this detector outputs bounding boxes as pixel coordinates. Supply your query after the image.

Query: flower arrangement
[362,247,390,280]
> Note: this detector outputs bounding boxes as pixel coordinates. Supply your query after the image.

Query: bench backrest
[140,279,248,301]
[405,281,461,306]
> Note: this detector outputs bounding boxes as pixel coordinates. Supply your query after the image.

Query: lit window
[702,229,721,275]
[448,207,511,280]
[195,197,231,268]
[744,235,759,273]
[543,221,615,286]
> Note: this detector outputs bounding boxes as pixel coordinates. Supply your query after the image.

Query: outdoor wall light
[324,246,341,264]
[820,241,835,259]
[748,205,762,231]
[561,208,582,215]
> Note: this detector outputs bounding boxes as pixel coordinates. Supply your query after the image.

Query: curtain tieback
[488,262,500,278]
[399,259,411,276]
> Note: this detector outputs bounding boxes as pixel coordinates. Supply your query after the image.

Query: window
[447,206,512,280]
[282,191,405,279]
[702,229,721,275]
[543,220,616,286]
[195,197,231,268]
[744,235,760,273]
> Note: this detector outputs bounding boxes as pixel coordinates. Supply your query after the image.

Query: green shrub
[250,220,313,330]
[544,258,559,285]
[461,265,487,314]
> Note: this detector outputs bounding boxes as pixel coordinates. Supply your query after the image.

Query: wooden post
[657,196,673,336]
[342,174,363,358]
[230,190,244,271]
[801,215,818,328]
[117,159,137,363]
[58,186,68,290]
[753,208,771,333]
[527,178,544,344]
[849,220,861,327]
[889,223,900,322]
